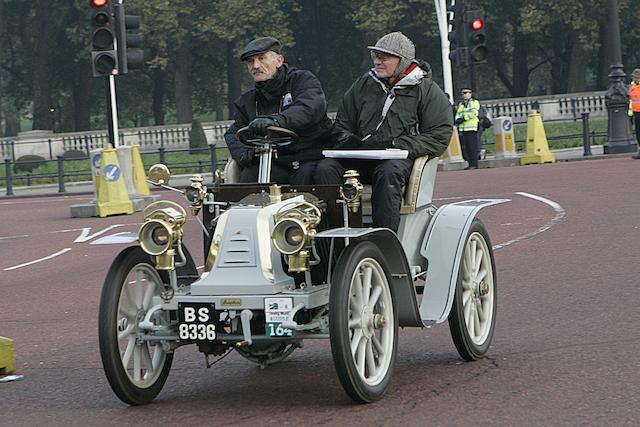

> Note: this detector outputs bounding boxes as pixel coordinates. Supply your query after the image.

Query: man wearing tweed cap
[315,32,452,232]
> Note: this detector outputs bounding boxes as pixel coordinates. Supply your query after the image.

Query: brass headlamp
[340,170,363,213]
[139,201,186,270]
[184,174,207,215]
[272,201,321,273]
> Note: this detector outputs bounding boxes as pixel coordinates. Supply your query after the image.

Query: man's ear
[275,54,285,67]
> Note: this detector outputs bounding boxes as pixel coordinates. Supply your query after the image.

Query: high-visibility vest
[456,99,480,132]
[630,81,640,115]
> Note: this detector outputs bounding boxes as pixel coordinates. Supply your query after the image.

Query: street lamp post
[604,0,636,154]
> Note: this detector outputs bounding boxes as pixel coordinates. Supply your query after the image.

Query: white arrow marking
[74,224,126,243]
[105,166,117,180]
[4,248,72,271]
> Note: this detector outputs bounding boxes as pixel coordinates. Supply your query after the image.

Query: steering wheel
[236,126,298,147]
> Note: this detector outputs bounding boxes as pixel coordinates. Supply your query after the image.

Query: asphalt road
[1,157,639,426]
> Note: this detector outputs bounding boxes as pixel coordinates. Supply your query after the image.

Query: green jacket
[455,99,480,132]
[333,61,453,159]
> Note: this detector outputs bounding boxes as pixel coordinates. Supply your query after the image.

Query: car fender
[419,199,509,324]
[95,234,200,286]
[316,227,422,327]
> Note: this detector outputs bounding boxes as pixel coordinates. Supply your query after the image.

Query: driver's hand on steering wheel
[248,117,277,137]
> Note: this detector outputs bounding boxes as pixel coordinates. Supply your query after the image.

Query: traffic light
[90,0,118,77]
[466,11,488,64]
[447,1,469,68]
[114,3,144,74]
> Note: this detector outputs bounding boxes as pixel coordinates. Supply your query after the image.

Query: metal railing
[480,112,607,156]
[0,91,611,161]
[484,91,607,124]
[1,144,226,196]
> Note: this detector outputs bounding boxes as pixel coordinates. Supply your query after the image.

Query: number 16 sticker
[265,298,293,337]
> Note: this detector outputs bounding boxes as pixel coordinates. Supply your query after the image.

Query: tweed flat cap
[239,37,281,61]
[368,32,415,60]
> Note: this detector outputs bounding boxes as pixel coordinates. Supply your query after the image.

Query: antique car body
[97,127,505,405]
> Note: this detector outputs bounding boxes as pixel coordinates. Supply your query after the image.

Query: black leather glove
[237,149,255,168]
[362,134,391,150]
[454,116,465,125]
[248,117,276,136]
[337,134,364,149]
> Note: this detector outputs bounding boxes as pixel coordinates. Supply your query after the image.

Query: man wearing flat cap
[314,31,452,232]
[224,36,333,183]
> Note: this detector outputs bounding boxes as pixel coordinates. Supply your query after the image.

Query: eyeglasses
[370,51,397,62]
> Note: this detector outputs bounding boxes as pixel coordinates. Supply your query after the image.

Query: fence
[0,91,611,162]
[484,91,606,124]
[0,144,226,196]
[0,121,234,163]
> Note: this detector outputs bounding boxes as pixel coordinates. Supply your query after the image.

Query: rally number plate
[178,303,216,341]
[264,297,293,337]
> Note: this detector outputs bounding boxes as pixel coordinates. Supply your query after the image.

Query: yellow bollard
[0,336,16,375]
[90,149,103,200]
[494,116,518,159]
[441,127,465,163]
[96,148,134,217]
[520,111,556,165]
[131,145,151,196]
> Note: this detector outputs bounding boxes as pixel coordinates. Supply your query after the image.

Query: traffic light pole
[105,75,120,148]
[434,0,454,98]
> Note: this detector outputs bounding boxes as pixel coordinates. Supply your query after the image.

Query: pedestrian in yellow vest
[455,87,481,169]
[629,68,640,159]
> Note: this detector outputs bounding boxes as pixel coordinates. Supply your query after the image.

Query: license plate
[178,303,216,341]
[264,298,293,337]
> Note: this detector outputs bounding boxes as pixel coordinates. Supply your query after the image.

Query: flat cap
[368,32,415,60]
[239,37,281,61]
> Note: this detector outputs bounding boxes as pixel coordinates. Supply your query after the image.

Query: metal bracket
[237,309,253,346]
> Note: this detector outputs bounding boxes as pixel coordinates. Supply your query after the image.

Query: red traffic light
[92,0,108,6]
[471,18,484,31]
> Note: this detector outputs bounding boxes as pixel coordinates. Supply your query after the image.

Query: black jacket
[224,64,333,167]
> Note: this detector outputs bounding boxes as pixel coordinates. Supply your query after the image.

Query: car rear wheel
[448,219,497,361]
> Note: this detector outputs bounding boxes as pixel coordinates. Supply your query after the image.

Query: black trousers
[314,157,413,232]
[634,113,640,145]
[239,160,318,185]
[459,130,479,168]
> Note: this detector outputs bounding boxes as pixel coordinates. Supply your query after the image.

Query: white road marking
[0,196,91,206]
[52,228,92,234]
[493,192,566,250]
[74,225,126,243]
[0,223,141,241]
[3,248,72,271]
[0,234,30,241]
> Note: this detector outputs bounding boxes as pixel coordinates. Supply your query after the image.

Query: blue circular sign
[92,153,102,170]
[503,119,513,132]
[103,164,121,182]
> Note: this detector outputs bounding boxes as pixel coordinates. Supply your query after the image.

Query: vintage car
[97,127,505,405]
